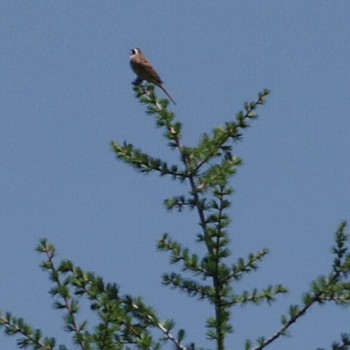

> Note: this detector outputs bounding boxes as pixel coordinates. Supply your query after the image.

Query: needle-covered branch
[246,222,350,350]
[126,86,350,350]
[228,285,288,306]
[1,83,348,350]
[38,240,91,349]
[0,312,60,350]
[111,141,186,179]
[317,333,350,350]
[192,89,269,173]
[129,86,288,350]
[157,233,207,276]
[162,272,213,299]
[230,249,270,281]
[0,239,187,350]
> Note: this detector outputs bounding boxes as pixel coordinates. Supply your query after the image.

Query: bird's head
[130,48,141,56]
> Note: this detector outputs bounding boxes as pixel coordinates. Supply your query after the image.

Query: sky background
[1,1,350,349]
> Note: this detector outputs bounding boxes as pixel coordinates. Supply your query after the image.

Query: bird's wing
[132,56,163,85]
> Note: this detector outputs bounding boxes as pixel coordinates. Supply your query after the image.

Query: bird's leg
[132,77,143,86]
[132,77,149,99]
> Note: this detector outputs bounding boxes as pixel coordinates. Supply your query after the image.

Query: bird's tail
[160,85,176,105]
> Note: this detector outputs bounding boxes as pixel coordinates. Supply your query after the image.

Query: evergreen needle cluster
[1,85,350,350]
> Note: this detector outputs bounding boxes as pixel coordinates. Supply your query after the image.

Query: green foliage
[245,222,350,350]
[114,85,286,350]
[1,238,187,350]
[317,333,350,350]
[1,84,350,350]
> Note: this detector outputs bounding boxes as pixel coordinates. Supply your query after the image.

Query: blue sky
[1,1,350,349]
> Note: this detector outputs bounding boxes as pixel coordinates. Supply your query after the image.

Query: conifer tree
[1,85,350,350]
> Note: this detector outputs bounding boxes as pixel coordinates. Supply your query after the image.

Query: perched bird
[129,48,176,104]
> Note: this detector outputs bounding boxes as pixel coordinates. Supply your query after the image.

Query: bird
[129,48,176,104]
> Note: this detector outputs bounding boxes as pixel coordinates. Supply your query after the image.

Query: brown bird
[129,48,176,104]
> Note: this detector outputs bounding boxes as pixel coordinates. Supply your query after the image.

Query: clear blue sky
[1,2,350,349]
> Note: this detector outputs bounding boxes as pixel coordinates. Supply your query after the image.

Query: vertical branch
[166,120,226,350]
[213,186,230,350]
